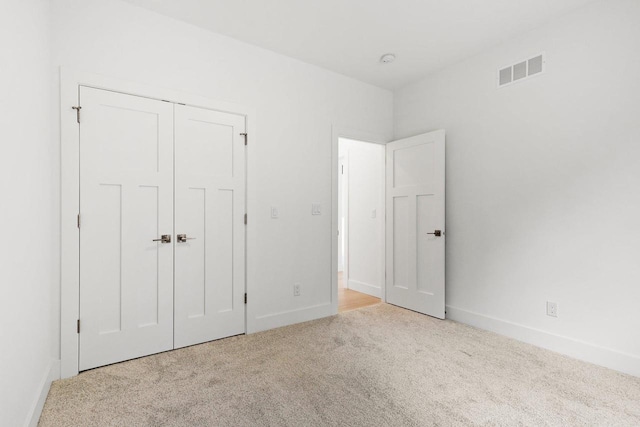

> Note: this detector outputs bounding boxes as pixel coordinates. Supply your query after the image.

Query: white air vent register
[498,53,545,87]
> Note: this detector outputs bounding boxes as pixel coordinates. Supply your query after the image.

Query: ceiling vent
[498,53,545,88]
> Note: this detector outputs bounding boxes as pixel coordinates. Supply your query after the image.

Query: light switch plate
[271,207,279,219]
[546,301,558,317]
[312,204,321,215]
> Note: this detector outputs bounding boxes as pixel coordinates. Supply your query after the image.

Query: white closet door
[174,105,246,349]
[79,87,174,371]
[386,130,446,318]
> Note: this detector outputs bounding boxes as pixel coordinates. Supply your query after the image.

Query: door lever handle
[177,234,196,243]
[427,230,442,237]
[153,234,171,243]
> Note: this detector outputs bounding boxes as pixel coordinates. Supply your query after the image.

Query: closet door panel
[79,87,174,371]
[174,104,246,348]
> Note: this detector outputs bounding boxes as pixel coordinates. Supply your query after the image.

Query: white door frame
[337,156,345,273]
[340,150,349,286]
[331,126,388,314]
[60,68,255,378]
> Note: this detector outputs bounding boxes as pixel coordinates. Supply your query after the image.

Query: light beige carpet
[40,304,640,426]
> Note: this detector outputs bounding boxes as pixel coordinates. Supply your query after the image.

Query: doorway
[61,70,256,378]
[337,138,385,312]
[331,129,446,318]
[75,86,246,371]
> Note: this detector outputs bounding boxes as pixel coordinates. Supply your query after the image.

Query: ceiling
[123,0,595,89]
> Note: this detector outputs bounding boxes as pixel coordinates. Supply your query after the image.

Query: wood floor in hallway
[338,272,380,313]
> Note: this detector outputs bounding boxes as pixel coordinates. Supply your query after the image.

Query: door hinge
[72,106,82,124]
[240,132,248,145]
[244,213,247,225]
[77,214,80,228]
[244,293,247,304]
[77,319,80,334]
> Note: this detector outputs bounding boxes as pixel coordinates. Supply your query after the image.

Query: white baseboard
[446,305,640,378]
[26,359,60,427]
[347,279,381,298]
[249,303,333,334]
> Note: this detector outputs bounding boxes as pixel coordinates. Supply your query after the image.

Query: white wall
[0,0,58,425]
[395,0,640,376]
[51,0,393,342]
[339,139,385,297]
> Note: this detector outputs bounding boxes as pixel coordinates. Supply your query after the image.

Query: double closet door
[78,87,246,371]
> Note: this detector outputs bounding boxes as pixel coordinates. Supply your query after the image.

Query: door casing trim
[60,68,254,378]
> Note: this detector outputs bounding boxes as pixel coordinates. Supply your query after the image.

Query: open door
[385,130,445,318]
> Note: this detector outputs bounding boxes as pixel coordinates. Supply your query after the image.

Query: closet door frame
[60,68,254,379]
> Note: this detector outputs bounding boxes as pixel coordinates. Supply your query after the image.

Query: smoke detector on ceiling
[380,53,396,64]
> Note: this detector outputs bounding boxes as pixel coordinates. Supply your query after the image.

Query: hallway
[338,272,380,313]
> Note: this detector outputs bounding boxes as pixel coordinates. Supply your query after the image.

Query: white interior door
[385,130,445,318]
[79,87,174,370]
[174,104,246,349]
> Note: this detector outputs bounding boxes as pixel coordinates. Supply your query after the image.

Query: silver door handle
[153,234,171,243]
[427,230,442,237]
[177,234,196,243]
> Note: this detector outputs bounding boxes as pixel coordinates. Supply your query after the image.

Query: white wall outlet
[271,206,279,219]
[294,283,301,296]
[371,209,377,219]
[312,204,321,215]
[547,301,558,317]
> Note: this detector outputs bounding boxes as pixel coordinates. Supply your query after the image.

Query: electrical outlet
[271,206,279,219]
[546,301,558,318]
[294,283,301,296]
[312,204,321,215]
